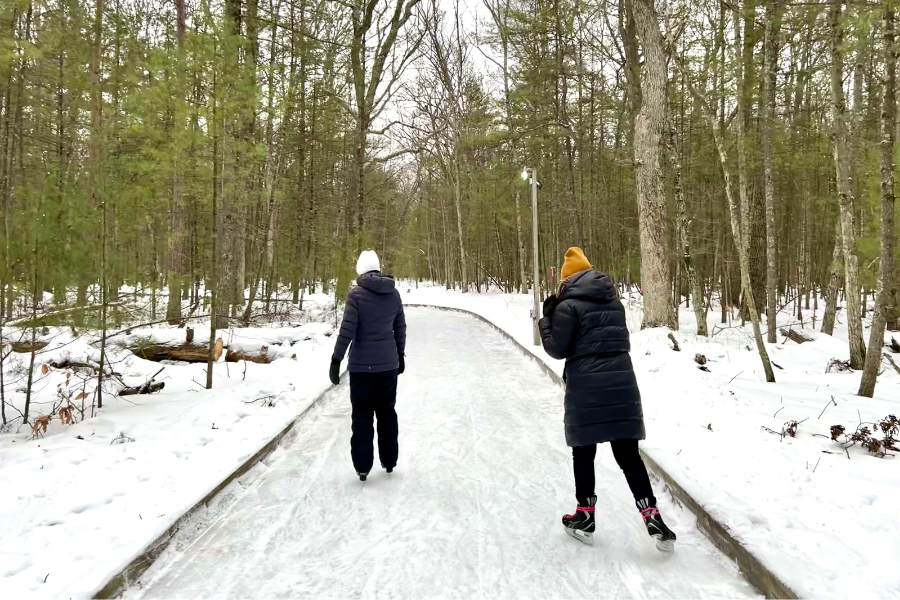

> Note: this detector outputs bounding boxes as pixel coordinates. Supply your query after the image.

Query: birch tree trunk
[630,0,675,330]
[859,5,896,397]
[830,0,867,369]
[678,62,776,382]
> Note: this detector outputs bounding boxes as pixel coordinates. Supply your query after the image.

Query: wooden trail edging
[95,304,797,599]
[405,304,798,600]
[92,375,345,599]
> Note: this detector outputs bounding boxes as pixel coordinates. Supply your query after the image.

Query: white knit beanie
[356,250,381,275]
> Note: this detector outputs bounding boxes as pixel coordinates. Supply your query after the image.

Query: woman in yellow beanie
[539,247,676,551]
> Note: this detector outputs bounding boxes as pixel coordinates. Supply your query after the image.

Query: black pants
[349,370,399,474]
[572,440,655,505]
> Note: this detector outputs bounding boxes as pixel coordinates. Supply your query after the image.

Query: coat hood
[560,270,617,303]
[356,271,397,295]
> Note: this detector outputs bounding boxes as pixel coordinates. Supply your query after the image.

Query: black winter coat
[332,272,407,373]
[539,270,645,447]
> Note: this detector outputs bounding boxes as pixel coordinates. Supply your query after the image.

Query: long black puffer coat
[539,270,645,447]
[332,272,406,373]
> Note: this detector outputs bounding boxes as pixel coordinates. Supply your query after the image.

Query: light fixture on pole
[522,167,541,346]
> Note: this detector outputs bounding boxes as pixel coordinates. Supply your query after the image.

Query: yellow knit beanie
[561,247,592,281]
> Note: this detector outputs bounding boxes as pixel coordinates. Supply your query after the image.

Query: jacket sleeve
[539,301,577,360]
[332,293,359,362]
[394,300,407,357]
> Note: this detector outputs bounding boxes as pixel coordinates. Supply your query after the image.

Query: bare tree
[348,0,424,237]
[677,62,776,382]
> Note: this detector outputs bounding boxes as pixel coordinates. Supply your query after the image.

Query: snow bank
[0,296,339,598]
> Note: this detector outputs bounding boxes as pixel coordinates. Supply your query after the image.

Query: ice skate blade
[564,527,594,546]
[654,536,675,553]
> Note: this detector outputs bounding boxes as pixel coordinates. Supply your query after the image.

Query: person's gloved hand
[329,359,341,385]
[398,355,406,375]
[542,294,559,318]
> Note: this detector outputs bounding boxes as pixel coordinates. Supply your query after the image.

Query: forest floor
[1,284,898,597]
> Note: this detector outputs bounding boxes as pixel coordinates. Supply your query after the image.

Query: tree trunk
[515,190,526,294]
[91,0,107,409]
[630,0,675,329]
[207,67,221,389]
[821,221,843,335]
[166,4,188,325]
[859,5,896,397]
[762,0,784,342]
[452,152,468,291]
[669,125,706,335]
[830,0,867,369]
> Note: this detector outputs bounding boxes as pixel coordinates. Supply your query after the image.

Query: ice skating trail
[127,308,758,600]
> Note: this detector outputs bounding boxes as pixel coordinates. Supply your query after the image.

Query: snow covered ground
[399,282,900,598]
[2,281,897,598]
[0,294,341,598]
[127,309,757,599]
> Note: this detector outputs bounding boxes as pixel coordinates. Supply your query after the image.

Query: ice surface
[128,309,756,599]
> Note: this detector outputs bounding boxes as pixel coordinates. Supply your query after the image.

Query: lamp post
[522,167,541,346]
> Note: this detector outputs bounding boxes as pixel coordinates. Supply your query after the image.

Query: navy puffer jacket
[539,270,645,447]
[332,272,406,373]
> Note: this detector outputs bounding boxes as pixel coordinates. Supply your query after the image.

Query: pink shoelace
[640,506,660,520]
[564,505,595,520]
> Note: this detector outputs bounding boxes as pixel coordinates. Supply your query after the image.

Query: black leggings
[572,440,655,505]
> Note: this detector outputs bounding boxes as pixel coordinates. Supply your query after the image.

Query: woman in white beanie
[330,250,407,481]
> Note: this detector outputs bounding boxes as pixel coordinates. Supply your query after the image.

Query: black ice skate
[358,472,369,482]
[561,495,596,545]
[638,498,676,552]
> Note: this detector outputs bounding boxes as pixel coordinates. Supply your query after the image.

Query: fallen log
[11,340,48,353]
[132,338,223,363]
[780,328,813,344]
[225,348,272,364]
[119,381,165,396]
[884,352,900,375]
[46,359,122,379]
[826,358,852,373]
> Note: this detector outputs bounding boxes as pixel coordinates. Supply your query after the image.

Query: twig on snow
[818,396,837,420]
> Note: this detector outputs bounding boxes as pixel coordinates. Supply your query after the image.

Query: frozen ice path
[128,308,757,599]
